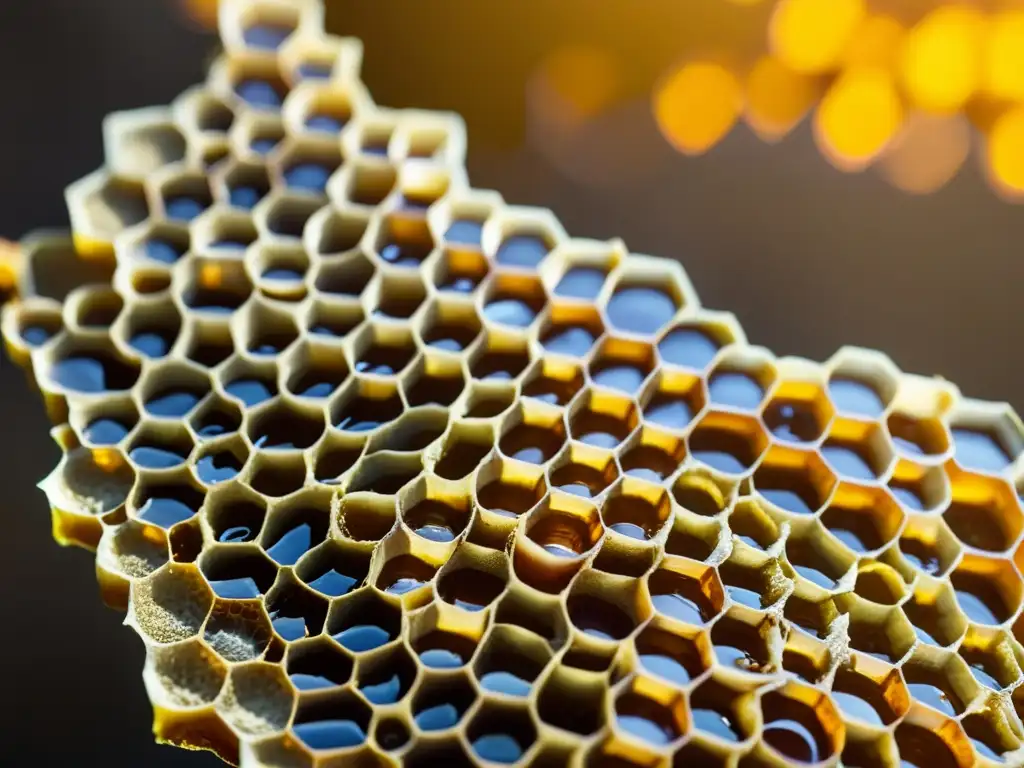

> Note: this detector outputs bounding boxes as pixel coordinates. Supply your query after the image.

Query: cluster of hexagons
[4,1,1024,766]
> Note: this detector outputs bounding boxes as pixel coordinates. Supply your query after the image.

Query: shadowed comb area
[3,0,1024,766]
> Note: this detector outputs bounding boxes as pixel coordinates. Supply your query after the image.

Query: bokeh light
[770,0,865,74]
[179,0,219,29]
[900,6,985,114]
[744,55,819,142]
[654,61,742,155]
[533,46,622,129]
[842,14,904,70]
[987,105,1024,198]
[879,113,970,195]
[815,68,902,171]
[984,11,1024,102]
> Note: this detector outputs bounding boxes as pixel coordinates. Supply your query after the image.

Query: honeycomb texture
[5,1,1024,766]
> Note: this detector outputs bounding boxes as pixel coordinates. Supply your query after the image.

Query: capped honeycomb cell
[8,2,1024,766]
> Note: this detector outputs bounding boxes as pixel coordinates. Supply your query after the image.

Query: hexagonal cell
[347,452,422,495]
[570,391,639,450]
[295,539,370,599]
[419,300,482,354]
[475,457,547,519]
[40,334,141,395]
[943,470,1023,553]
[473,625,550,698]
[640,370,705,432]
[67,171,149,244]
[351,323,417,377]
[902,656,973,717]
[539,304,603,359]
[517,358,581,407]
[665,512,724,562]
[606,272,684,337]
[282,341,349,400]
[132,477,206,530]
[261,194,322,240]
[903,581,968,646]
[180,320,235,369]
[121,298,181,360]
[404,361,466,408]
[218,660,295,739]
[220,356,278,408]
[602,482,671,541]
[847,608,916,665]
[619,429,687,484]
[753,445,837,516]
[827,371,895,422]
[291,691,371,752]
[964,711,1022,763]
[276,142,341,197]
[374,717,410,752]
[588,337,655,396]
[409,618,477,670]
[327,590,401,654]
[194,438,248,486]
[261,491,331,567]
[635,623,711,686]
[689,678,753,745]
[436,546,508,612]
[292,85,356,137]
[139,362,211,421]
[948,405,1024,474]
[516,498,603,592]
[313,251,375,298]
[310,208,369,258]
[468,333,532,383]
[648,560,724,627]
[433,425,493,481]
[356,644,417,705]
[567,577,641,642]
[720,557,787,611]
[305,299,363,343]
[330,378,404,433]
[179,256,253,315]
[553,262,612,302]
[156,170,213,222]
[204,597,273,662]
[550,443,618,499]
[401,490,471,544]
[432,245,490,294]
[466,702,537,764]
[147,638,226,709]
[500,407,567,466]
[205,490,267,544]
[376,553,438,597]
[411,673,477,734]
[688,411,768,477]
[104,108,187,179]
[130,563,213,644]
[614,679,688,748]
[888,411,951,460]
[492,226,556,270]
[71,286,123,331]
[728,498,782,551]
[657,319,738,371]
[899,514,962,578]
[763,379,835,444]
[220,160,271,212]
[250,245,310,303]
[760,683,841,764]
[821,418,895,481]
[852,561,909,606]
[785,524,854,592]
[341,160,397,207]
[75,396,139,447]
[894,715,971,768]
[393,160,453,215]
[706,348,776,411]
[829,665,904,727]
[710,613,776,674]
[821,482,905,554]
[481,273,547,330]
[200,545,278,600]
[248,400,325,451]
[371,212,435,268]
[950,555,1022,626]
[9,301,63,351]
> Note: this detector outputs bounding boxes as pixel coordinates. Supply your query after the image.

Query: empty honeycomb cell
[618,428,686,484]
[179,256,254,315]
[371,272,427,321]
[261,195,323,242]
[962,712,1022,764]
[950,555,1022,626]
[419,300,482,354]
[898,514,962,578]
[634,622,712,687]
[959,629,1022,692]
[785,524,854,592]
[846,608,917,665]
[515,497,603,592]
[140,361,211,418]
[304,298,363,341]
[641,369,706,432]
[251,247,309,303]
[9,301,63,350]
[613,678,688,748]
[436,551,508,612]
[351,324,417,378]
[893,714,971,768]
[888,459,949,512]
[260,491,332,567]
[309,208,368,258]
[902,583,968,646]
[948,406,1024,475]
[753,445,837,516]
[71,286,123,331]
[400,489,471,544]
[602,481,671,541]
[310,435,364,485]
[492,226,555,270]
[648,560,725,627]
[220,357,279,408]
[821,418,895,481]
[286,636,354,691]
[104,109,188,180]
[466,702,537,764]
[710,614,777,675]
[204,488,267,544]
[481,273,548,331]
[66,171,150,246]
[719,557,787,611]
[410,673,476,734]
[499,407,566,465]
[433,246,490,295]
[567,573,643,642]
[221,160,272,212]
[707,350,776,412]
[539,307,603,359]
[181,320,236,370]
[888,411,951,460]
[688,411,768,477]
[403,362,466,409]
[313,253,376,302]
[192,209,259,257]
[549,443,618,499]
[127,422,195,470]
[376,552,438,597]
[762,379,835,445]
[201,544,279,599]
[570,390,639,450]
[296,541,370,600]
[282,341,348,400]
[132,475,206,529]
[218,661,295,739]
[288,85,355,137]
[728,498,782,551]
[588,337,656,396]
[664,511,724,562]
[120,297,182,359]
[943,469,1023,553]
[99,519,170,580]
[41,333,141,394]
[472,624,549,698]
[248,399,325,451]
[689,678,755,746]
[820,483,904,554]
[852,561,909,605]
[759,683,842,765]
[371,214,435,270]
[356,643,418,705]
[829,665,905,727]
[333,493,397,544]
[291,691,371,751]
[901,655,974,718]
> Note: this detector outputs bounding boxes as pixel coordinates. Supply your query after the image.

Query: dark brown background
[0,1,1020,764]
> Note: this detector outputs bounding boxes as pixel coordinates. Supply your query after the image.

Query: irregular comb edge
[3,1,1024,766]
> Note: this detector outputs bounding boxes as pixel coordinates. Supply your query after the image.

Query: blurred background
[1,0,1023,764]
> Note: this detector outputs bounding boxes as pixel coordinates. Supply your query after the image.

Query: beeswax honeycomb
[4,1,1024,766]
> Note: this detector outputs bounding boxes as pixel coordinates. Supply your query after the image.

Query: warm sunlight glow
[901,6,985,114]
[770,0,865,74]
[815,68,903,171]
[654,61,742,155]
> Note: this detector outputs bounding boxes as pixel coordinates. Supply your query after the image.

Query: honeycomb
[5,1,1024,766]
